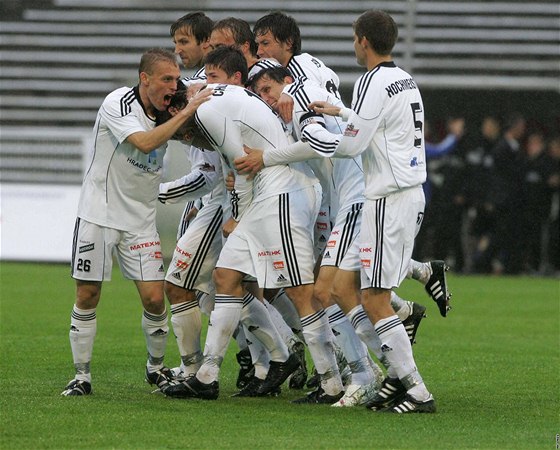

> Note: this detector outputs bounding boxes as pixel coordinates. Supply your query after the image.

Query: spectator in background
[464,116,501,273]
[490,113,526,274]
[542,136,560,274]
[519,132,556,273]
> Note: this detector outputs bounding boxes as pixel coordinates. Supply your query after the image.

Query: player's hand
[234,145,264,177]
[180,87,213,119]
[276,93,294,122]
[222,216,238,238]
[308,101,340,117]
[225,171,235,192]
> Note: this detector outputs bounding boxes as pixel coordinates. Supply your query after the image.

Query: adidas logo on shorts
[171,272,181,281]
[277,274,287,282]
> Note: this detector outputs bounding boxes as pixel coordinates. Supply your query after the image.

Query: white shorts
[216,185,320,289]
[359,186,425,290]
[165,202,224,294]
[321,202,362,268]
[71,218,165,282]
[314,200,331,262]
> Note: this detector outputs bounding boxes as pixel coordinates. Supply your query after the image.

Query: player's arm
[126,88,213,154]
[158,147,219,204]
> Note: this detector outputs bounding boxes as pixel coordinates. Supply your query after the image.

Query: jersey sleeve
[158,146,219,204]
[99,94,146,144]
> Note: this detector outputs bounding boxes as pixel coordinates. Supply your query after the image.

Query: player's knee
[76,281,101,309]
[213,267,242,294]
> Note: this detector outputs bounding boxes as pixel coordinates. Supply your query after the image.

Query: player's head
[170,12,213,69]
[210,17,258,58]
[249,66,293,110]
[204,46,248,86]
[353,10,398,65]
[138,48,181,112]
[253,11,301,65]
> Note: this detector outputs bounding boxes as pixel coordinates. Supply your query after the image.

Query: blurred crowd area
[413,113,560,276]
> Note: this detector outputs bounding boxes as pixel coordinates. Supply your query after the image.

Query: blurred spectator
[463,116,501,273]
[489,112,526,274]
[519,132,556,273]
[414,118,466,269]
[543,136,560,274]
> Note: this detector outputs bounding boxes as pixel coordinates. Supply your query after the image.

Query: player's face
[209,28,236,51]
[173,27,207,69]
[255,31,292,66]
[143,61,181,112]
[253,76,285,110]
[205,65,241,86]
[353,33,367,67]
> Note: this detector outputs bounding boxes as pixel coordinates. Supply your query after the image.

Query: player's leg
[62,219,114,396]
[360,189,435,413]
[407,259,451,317]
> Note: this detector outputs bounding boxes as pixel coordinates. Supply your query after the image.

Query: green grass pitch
[0,262,558,449]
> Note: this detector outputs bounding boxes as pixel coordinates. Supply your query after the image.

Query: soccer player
[162,79,343,402]
[238,10,438,413]
[61,48,211,396]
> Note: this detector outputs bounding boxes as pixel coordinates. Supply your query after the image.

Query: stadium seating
[1,0,559,184]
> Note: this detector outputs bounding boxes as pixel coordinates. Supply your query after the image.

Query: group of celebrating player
[62,9,452,414]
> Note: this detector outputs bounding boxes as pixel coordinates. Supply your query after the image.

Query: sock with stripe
[69,305,96,383]
[197,294,243,384]
[348,304,396,377]
[374,315,431,401]
[243,324,270,379]
[268,289,304,341]
[240,293,290,362]
[142,309,169,372]
[407,259,431,284]
[170,300,202,376]
[301,309,343,396]
[326,304,374,386]
[390,292,413,322]
[263,299,300,350]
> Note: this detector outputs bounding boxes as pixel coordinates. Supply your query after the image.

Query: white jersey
[289,81,364,215]
[337,62,427,199]
[194,84,317,208]
[77,86,165,233]
[181,67,207,87]
[287,53,340,99]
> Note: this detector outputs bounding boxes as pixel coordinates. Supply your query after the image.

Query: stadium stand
[1,0,559,184]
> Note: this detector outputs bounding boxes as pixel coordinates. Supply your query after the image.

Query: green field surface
[1,262,558,449]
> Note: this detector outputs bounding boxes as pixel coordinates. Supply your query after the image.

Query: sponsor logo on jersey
[410,157,418,167]
[343,124,359,137]
[316,222,328,230]
[327,240,337,248]
[360,247,372,253]
[311,58,321,68]
[361,259,371,268]
[171,272,182,280]
[150,251,163,259]
[176,259,190,270]
[79,243,94,253]
[331,230,340,235]
[130,241,160,251]
[258,249,281,257]
[175,246,192,258]
[273,261,285,270]
[126,157,162,173]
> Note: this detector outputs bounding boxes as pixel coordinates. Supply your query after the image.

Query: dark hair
[169,90,188,111]
[249,66,292,91]
[212,17,258,57]
[204,46,248,84]
[170,11,213,44]
[138,48,178,76]
[353,10,398,56]
[253,11,301,55]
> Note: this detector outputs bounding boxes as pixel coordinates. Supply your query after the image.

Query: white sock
[170,301,202,376]
[326,304,374,386]
[142,309,169,372]
[240,293,289,362]
[374,315,430,401]
[407,260,431,284]
[198,295,242,383]
[69,305,96,382]
[243,325,270,379]
[301,310,343,396]
[390,292,413,322]
[348,305,396,377]
[197,290,215,316]
[268,289,303,340]
[264,299,299,349]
